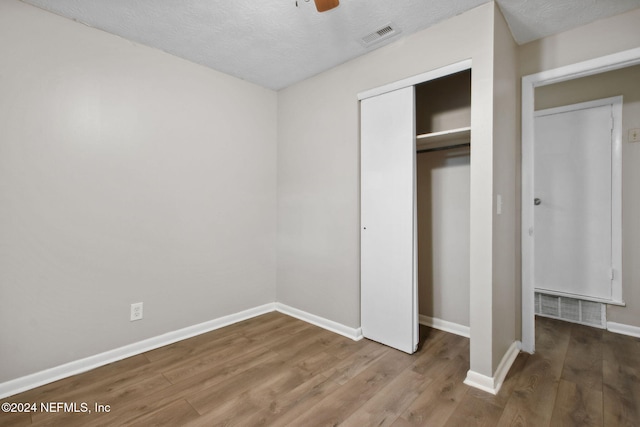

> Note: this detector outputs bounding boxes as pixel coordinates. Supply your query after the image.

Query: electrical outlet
[629,128,640,143]
[130,302,143,321]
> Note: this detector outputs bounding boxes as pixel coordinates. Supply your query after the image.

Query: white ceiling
[22,0,640,90]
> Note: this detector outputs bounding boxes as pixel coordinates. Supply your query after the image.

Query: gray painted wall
[0,0,278,383]
[417,148,471,327]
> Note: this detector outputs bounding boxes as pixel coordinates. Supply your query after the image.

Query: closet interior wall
[416,70,472,330]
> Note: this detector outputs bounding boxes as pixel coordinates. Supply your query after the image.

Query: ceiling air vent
[360,23,400,47]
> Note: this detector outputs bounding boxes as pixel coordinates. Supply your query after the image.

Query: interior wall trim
[464,340,521,395]
[419,314,470,338]
[275,303,364,341]
[357,58,472,101]
[607,321,640,339]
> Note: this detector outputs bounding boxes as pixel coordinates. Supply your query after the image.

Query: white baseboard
[607,321,640,338]
[0,303,276,399]
[0,302,364,399]
[275,303,363,341]
[464,340,521,395]
[419,315,470,338]
[464,370,496,394]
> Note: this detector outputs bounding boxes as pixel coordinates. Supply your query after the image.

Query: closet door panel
[361,86,417,354]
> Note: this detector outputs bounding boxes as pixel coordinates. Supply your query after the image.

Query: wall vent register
[534,292,605,328]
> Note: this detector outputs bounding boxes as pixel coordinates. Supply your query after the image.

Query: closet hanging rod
[416,142,470,154]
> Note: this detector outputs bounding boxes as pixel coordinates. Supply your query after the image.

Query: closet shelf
[416,126,471,151]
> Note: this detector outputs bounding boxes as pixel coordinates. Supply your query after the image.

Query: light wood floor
[2,313,639,426]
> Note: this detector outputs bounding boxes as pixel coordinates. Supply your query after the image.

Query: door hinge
[610,268,614,280]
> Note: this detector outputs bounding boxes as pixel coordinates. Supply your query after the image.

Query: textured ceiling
[21,0,640,90]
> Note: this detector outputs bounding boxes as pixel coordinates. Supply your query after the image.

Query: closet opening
[415,70,472,338]
[359,62,472,354]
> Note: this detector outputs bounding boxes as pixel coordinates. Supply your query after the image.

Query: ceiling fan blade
[314,0,339,12]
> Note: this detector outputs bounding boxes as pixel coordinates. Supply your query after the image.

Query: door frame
[521,47,640,353]
[358,60,472,100]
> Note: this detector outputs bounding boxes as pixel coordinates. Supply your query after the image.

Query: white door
[534,99,618,301]
[361,86,418,354]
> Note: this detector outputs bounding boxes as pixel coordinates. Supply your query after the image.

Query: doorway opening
[521,48,640,353]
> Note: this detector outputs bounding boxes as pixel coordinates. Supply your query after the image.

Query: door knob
[534,198,541,206]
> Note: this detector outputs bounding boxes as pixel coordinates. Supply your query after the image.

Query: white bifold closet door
[361,86,418,354]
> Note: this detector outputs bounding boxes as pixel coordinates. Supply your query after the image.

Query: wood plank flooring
[1,313,639,426]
